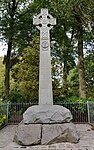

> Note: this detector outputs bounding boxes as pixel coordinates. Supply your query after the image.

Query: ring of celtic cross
[41,41,49,48]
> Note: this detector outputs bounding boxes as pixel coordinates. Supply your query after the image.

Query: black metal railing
[0,102,92,127]
[6,102,88,124]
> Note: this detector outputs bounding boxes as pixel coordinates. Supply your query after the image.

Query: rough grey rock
[23,105,72,124]
[14,124,41,146]
[41,123,79,144]
[14,123,79,146]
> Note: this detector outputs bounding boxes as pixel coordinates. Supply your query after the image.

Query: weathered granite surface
[14,123,79,146]
[41,123,79,144]
[23,105,72,124]
[14,124,41,146]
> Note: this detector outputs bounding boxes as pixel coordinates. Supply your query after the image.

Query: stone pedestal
[14,122,79,146]
[14,105,80,146]
[23,105,72,124]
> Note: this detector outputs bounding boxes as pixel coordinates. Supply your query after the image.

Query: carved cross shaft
[33,8,56,105]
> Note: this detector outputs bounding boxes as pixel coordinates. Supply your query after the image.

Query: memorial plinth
[14,8,79,146]
[23,105,72,124]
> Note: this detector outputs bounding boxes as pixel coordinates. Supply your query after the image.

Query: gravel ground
[0,124,94,150]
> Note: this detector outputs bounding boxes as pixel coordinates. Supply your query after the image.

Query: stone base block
[23,105,72,124]
[14,123,79,146]
[41,123,79,144]
[14,124,41,146]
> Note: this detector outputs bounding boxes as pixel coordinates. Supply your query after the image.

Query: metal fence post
[87,101,90,123]
[6,102,9,125]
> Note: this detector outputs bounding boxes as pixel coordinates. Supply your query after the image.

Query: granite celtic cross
[33,8,56,105]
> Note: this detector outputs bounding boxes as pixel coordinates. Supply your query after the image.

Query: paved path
[0,124,94,150]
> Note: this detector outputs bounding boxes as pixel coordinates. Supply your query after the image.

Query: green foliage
[0,115,6,129]
[0,57,5,99]
[54,95,88,103]
[67,67,79,96]
[11,36,39,102]
[8,89,27,103]
[54,95,93,114]
[0,101,7,128]
[85,52,94,98]
[67,52,94,98]
[0,0,94,101]
[67,96,87,103]
[0,56,16,100]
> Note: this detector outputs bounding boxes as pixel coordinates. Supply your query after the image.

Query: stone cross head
[33,8,56,30]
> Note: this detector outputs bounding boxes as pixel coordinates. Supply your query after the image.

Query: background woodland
[0,0,94,103]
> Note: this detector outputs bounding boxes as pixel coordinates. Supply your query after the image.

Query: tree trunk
[4,37,12,98]
[77,26,86,98]
[74,5,86,98]
[4,0,18,99]
[63,48,68,95]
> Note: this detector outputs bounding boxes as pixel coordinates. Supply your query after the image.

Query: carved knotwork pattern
[33,9,56,52]
[42,30,48,40]
[41,9,48,17]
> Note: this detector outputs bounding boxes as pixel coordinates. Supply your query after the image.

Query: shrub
[0,114,6,129]
[8,89,27,103]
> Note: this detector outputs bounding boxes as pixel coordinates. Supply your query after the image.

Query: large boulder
[14,124,41,146]
[41,123,79,144]
[14,123,79,146]
[23,105,72,124]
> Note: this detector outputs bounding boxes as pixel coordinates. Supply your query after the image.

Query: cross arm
[48,14,56,26]
[33,13,42,26]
